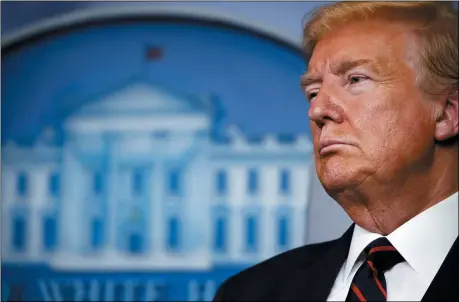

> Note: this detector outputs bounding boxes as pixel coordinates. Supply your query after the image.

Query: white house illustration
[1,78,314,271]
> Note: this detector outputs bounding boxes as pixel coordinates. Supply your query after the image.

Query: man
[213,1,458,301]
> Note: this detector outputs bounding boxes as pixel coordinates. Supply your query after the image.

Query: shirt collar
[343,191,458,284]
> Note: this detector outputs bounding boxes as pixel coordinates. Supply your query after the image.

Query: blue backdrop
[1,7,320,301]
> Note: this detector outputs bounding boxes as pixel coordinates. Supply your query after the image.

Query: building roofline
[67,74,211,118]
[1,5,306,59]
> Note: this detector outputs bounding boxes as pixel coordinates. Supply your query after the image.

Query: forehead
[308,21,415,73]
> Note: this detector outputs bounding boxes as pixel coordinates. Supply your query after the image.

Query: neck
[331,147,458,235]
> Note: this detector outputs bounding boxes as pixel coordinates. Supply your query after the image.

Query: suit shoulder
[233,240,336,280]
[217,240,338,299]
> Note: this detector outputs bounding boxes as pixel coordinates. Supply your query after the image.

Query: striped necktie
[346,237,405,301]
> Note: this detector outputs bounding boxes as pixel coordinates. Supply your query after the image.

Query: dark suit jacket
[213,224,459,301]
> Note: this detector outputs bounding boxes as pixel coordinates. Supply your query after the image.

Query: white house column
[185,155,211,254]
[1,206,11,257]
[150,159,165,256]
[28,207,42,258]
[260,165,277,259]
[229,166,245,260]
[27,168,49,258]
[1,170,15,257]
[61,143,86,253]
[292,165,311,247]
[105,134,119,255]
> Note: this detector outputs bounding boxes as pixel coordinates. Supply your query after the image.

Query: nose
[308,89,344,129]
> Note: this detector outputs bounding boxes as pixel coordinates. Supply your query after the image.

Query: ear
[435,90,458,141]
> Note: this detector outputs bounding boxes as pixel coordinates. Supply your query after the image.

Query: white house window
[128,231,144,254]
[12,215,27,252]
[48,172,61,197]
[279,169,291,195]
[43,215,57,251]
[92,171,104,196]
[153,130,169,139]
[128,208,145,254]
[168,168,182,196]
[16,172,28,197]
[213,216,228,253]
[167,216,181,251]
[90,218,104,250]
[132,169,144,196]
[277,216,289,249]
[247,169,258,195]
[245,214,258,252]
[215,170,227,196]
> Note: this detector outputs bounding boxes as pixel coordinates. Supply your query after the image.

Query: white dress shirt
[327,192,458,301]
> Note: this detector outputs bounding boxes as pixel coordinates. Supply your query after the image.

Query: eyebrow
[301,58,383,88]
[300,73,322,89]
[331,58,382,76]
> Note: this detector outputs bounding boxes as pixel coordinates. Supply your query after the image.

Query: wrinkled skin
[302,21,458,235]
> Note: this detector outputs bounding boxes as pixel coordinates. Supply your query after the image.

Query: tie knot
[363,237,405,273]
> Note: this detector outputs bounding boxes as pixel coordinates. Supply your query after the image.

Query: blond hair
[303,1,458,96]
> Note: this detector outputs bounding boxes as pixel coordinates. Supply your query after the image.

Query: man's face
[303,21,436,193]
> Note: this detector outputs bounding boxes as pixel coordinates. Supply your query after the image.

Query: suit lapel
[280,224,355,301]
[421,236,459,301]
[275,224,457,301]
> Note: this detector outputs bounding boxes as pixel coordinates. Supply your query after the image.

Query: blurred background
[1,1,353,301]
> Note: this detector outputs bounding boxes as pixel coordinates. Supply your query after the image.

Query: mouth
[318,138,355,155]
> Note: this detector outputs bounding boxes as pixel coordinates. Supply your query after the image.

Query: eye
[348,75,367,85]
[305,89,319,101]
[308,91,318,100]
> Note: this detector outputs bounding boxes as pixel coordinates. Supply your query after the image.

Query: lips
[318,138,355,154]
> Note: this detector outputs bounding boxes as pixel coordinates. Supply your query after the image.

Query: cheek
[354,96,433,163]
[354,99,396,136]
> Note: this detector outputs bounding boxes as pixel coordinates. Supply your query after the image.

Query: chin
[319,177,362,194]
[316,156,369,193]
